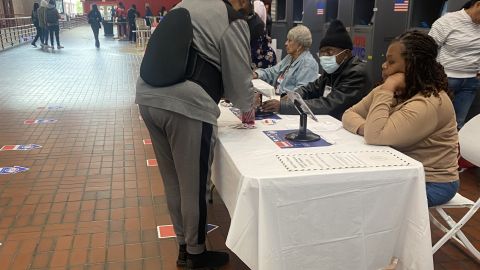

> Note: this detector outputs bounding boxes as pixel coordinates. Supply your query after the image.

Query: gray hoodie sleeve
[219,19,254,112]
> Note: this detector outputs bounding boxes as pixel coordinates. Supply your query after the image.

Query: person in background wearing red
[115,2,127,39]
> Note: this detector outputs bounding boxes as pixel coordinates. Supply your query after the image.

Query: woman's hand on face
[357,124,365,136]
[381,73,405,94]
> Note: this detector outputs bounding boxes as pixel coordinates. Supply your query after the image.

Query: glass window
[56,0,65,13]
[325,0,339,22]
[293,0,303,22]
[276,0,286,21]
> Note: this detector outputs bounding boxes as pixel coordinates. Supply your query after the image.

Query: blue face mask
[319,50,347,74]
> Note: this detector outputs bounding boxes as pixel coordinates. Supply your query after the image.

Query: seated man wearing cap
[261,20,372,120]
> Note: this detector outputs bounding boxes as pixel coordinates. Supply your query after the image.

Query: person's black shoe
[186,250,229,269]
[176,244,187,267]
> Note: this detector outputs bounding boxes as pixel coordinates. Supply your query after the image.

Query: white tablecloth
[211,108,433,270]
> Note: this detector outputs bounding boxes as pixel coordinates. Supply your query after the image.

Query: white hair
[287,25,312,49]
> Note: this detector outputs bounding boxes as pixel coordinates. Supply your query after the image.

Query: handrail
[0,14,30,18]
[0,16,31,20]
[0,15,88,51]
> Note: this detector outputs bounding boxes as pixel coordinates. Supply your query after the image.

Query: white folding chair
[135,18,150,49]
[430,114,480,260]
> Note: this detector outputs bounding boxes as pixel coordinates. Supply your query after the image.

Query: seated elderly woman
[260,20,371,119]
[342,31,459,207]
[253,25,318,94]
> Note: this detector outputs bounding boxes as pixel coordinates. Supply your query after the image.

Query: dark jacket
[31,9,39,27]
[279,56,372,120]
[145,7,153,26]
[127,8,137,24]
[46,4,59,25]
[88,9,102,28]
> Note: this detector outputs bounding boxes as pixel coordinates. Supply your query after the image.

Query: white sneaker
[57,45,64,49]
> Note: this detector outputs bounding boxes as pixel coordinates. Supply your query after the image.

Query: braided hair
[392,31,451,101]
[463,0,480,9]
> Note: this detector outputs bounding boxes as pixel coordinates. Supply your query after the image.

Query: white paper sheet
[253,79,275,97]
[276,150,411,172]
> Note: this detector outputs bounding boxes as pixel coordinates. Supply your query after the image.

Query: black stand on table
[285,100,321,142]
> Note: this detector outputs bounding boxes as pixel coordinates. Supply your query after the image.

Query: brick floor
[0,25,479,270]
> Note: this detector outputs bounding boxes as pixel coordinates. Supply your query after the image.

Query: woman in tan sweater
[342,31,459,207]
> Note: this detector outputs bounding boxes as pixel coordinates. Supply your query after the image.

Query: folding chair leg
[431,208,480,261]
[208,184,215,204]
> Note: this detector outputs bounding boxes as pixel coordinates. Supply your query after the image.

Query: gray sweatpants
[139,105,217,254]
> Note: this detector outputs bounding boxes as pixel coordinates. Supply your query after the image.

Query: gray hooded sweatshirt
[135,0,254,125]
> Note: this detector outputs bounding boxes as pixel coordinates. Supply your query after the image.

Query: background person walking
[31,3,42,47]
[88,4,103,48]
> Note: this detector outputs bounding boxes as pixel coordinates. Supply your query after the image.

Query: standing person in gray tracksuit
[135,0,255,269]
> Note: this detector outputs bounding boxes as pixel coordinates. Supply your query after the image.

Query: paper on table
[311,121,342,132]
[276,150,411,172]
[252,79,275,97]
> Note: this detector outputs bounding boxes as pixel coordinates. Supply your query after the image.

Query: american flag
[316,2,325,15]
[394,0,409,12]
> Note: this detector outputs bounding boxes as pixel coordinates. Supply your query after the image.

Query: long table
[211,107,433,270]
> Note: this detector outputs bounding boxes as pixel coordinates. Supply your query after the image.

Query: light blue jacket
[256,51,319,93]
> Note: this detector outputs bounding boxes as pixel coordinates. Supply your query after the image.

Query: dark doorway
[1,0,14,18]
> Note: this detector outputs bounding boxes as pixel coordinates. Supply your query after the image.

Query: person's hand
[357,124,365,136]
[381,73,405,95]
[254,93,262,108]
[241,108,255,125]
[261,99,280,113]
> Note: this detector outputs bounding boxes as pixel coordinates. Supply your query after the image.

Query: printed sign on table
[157,224,219,239]
[24,119,58,125]
[0,166,29,175]
[263,130,331,148]
[0,144,42,151]
[276,150,411,172]
[229,107,281,120]
[37,106,63,110]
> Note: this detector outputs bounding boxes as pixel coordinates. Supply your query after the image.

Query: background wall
[12,0,25,15]
[82,0,181,16]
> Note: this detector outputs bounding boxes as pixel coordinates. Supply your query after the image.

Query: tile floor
[0,26,479,270]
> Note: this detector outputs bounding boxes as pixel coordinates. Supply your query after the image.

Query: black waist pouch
[140,8,223,103]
